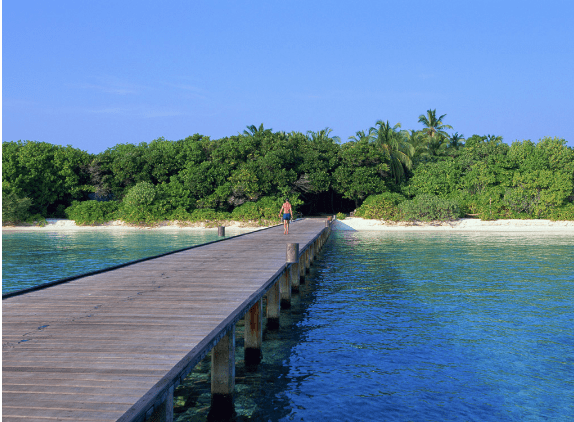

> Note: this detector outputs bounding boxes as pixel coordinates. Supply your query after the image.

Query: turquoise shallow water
[1,229,236,294]
[2,229,573,420]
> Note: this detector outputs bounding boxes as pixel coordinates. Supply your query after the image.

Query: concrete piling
[244,300,263,365]
[209,330,235,420]
[266,280,280,329]
[287,243,299,292]
[279,271,291,309]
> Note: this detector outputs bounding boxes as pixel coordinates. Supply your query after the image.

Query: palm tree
[369,120,414,184]
[243,123,272,136]
[404,129,427,157]
[307,127,341,144]
[485,134,503,144]
[348,129,375,143]
[448,132,465,150]
[427,133,448,156]
[418,109,453,139]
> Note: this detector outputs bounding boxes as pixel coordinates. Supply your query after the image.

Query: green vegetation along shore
[3,110,574,226]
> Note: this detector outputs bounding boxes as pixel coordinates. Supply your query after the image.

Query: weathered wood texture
[2,218,330,422]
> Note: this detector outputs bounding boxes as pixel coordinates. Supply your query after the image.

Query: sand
[3,217,574,233]
[333,217,574,232]
[1,219,266,232]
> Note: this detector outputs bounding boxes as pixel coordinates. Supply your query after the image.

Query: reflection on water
[1,229,252,294]
[175,231,573,421]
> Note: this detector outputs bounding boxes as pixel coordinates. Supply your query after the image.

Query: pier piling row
[2,218,332,422]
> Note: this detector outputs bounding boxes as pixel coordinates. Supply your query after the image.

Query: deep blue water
[175,231,574,421]
[2,229,573,421]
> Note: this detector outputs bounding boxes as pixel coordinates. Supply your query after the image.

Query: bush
[117,182,158,223]
[336,212,346,220]
[399,194,461,222]
[231,196,301,222]
[231,201,260,221]
[355,192,406,220]
[256,196,284,220]
[65,200,119,225]
[189,208,231,222]
[169,207,194,221]
[548,203,574,221]
[2,190,33,224]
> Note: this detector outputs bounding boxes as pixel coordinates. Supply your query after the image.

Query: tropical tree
[333,137,390,207]
[404,129,430,161]
[243,123,272,137]
[369,120,414,184]
[2,141,92,216]
[348,129,374,143]
[418,109,453,139]
[448,132,465,151]
[306,127,341,144]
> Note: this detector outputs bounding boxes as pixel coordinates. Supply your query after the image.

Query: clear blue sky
[3,1,574,154]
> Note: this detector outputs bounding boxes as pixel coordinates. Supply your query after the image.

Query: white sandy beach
[3,217,574,233]
[1,219,266,232]
[333,217,574,232]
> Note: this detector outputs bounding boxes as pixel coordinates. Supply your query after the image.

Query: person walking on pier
[279,199,293,235]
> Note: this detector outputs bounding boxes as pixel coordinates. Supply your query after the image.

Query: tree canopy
[3,113,573,224]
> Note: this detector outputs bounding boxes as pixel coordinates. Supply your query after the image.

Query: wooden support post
[266,280,280,329]
[218,226,225,236]
[209,330,235,420]
[146,385,174,422]
[244,299,262,365]
[305,248,311,273]
[279,270,291,309]
[287,243,299,292]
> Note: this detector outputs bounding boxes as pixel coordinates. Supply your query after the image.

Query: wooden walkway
[2,218,331,422]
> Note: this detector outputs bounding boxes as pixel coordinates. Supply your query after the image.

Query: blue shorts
[283,213,291,221]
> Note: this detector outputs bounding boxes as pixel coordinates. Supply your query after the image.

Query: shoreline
[1,219,269,232]
[334,217,574,232]
[3,217,574,233]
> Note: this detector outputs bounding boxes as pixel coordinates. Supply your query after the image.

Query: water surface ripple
[175,231,573,421]
[1,230,224,293]
[3,230,573,421]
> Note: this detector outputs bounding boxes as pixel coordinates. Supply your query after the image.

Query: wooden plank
[3,218,330,422]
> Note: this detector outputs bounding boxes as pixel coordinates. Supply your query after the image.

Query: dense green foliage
[3,112,573,224]
[404,136,574,220]
[2,141,92,217]
[398,195,461,222]
[65,200,120,225]
[355,192,406,220]
[2,185,33,224]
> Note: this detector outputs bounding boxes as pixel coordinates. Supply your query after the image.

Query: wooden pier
[2,218,332,422]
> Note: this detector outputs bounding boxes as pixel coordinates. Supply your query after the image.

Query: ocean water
[174,230,574,421]
[2,229,573,421]
[1,229,246,294]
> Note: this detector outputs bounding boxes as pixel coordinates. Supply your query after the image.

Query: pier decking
[2,218,331,422]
